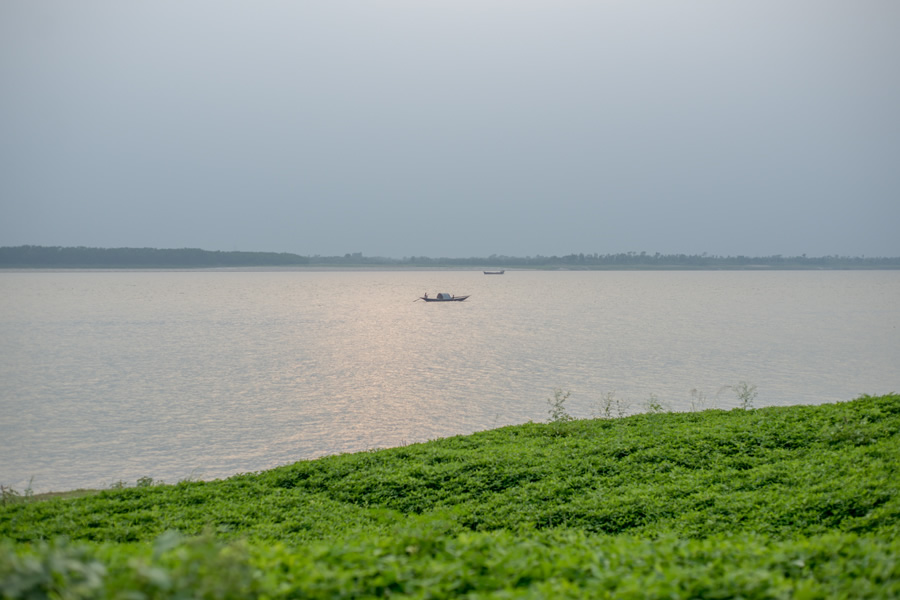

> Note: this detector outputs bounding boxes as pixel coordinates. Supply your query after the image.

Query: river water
[1,269,897,492]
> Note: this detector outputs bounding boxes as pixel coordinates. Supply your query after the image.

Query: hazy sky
[2,1,898,258]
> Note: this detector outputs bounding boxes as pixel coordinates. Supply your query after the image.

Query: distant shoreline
[2,246,899,270]
[2,265,900,272]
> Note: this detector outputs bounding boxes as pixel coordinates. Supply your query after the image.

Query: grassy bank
[2,395,899,598]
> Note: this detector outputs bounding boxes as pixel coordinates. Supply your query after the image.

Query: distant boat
[483,270,505,275]
[419,292,470,302]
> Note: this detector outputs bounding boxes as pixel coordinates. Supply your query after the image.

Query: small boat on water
[419,292,469,302]
[483,270,505,275]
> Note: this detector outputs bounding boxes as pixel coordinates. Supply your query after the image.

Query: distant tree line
[2,246,898,269]
[0,246,309,268]
[394,252,900,269]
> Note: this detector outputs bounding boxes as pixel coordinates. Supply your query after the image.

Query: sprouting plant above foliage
[547,389,574,423]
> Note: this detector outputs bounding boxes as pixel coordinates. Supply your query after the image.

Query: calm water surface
[1,269,898,492]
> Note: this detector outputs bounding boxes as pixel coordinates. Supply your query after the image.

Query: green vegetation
[3,245,900,269]
[2,394,899,598]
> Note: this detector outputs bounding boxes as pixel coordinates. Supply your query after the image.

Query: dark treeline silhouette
[0,246,309,268]
[2,246,898,269]
[392,252,900,269]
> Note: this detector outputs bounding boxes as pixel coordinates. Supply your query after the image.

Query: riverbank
[4,245,900,270]
[2,394,899,598]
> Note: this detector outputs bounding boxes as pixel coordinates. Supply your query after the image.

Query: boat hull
[420,295,469,302]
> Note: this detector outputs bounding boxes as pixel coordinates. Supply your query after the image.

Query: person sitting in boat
[424,293,428,299]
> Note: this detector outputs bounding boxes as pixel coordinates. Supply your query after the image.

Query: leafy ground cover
[2,394,899,598]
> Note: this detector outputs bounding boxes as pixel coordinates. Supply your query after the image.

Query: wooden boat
[483,270,505,275]
[419,292,470,302]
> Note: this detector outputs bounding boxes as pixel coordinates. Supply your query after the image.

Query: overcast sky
[2,1,898,258]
